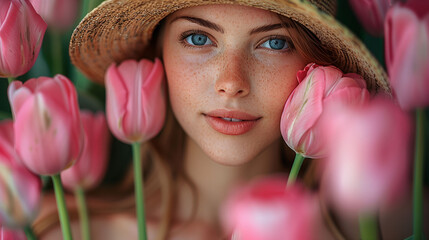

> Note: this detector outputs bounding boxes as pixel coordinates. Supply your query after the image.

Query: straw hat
[69,0,389,93]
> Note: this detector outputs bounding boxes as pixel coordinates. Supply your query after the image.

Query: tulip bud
[8,75,84,175]
[0,0,47,78]
[321,97,411,215]
[385,2,429,110]
[0,226,27,240]
[29,0,80,31]
[221,176,319,240]
[280,63,370,158]
[61,111,110,191]
[105,58,166,144]
[348,0,393,36]
[0,120,42,228]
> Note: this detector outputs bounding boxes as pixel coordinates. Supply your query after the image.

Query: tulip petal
[122,60,144,140]
[0,226,27,240]
[323,98,410,214]
[61,111,110,191]
[14,94,73,175]
[385,7,418,71]
[0,120,17,163]
[386,6,429,109]
[141,59,165,140]
[221,177,318,240]
[0,2,11,22]
[0,119,42,228]
[282,70,325,154]
[8,81,32,118]
[0,0,46,77]
[106,62,130,143]
[281,64,370,158]
[105,58,166,143]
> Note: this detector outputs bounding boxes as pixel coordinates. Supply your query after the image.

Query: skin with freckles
[162,4,307,166]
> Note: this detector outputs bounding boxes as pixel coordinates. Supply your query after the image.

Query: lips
[204,110,261,135]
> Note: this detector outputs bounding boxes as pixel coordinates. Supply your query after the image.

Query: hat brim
[69,0,389,93]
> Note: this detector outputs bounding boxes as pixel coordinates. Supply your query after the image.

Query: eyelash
[258,35,295,52]
[178,30,295,52]
[179,30,216,48]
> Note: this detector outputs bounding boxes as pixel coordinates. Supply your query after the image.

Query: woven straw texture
[69,0,389,93]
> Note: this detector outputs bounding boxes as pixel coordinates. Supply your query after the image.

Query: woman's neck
[176,136,284,229]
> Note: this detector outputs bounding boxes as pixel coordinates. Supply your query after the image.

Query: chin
[206,150,255,166]
[200,137,274,166]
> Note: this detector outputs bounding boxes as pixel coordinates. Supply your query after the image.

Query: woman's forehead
[166,4,282,27]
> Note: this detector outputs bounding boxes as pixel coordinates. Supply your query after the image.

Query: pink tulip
[321,97,411,215]
[29,0,79,31]
[0,120,42,228]
[385,1,429,110]
[348,0,393,36]
[280,63,370,158]
[221,176,318,240]
[8,75,83,175]
[0,0,47,78]
[0,120,17,163]
[0,226,26,240]
[105,58,166,144]
[61,111,110,191]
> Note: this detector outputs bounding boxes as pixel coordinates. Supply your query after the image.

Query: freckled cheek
[164,55,210,114]
[252,65,299,117]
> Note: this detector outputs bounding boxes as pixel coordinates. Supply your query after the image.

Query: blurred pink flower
[280,63,370,158]
[0,0,47,78]
[8,75,83,175]
[385,1,429,110]
[61,111,110,191]
[0,120,42,228]
[221,176,319,240]
[0,120,17,163]
[105,58,166,144]
[29,0,79,31]
[0,226,26,240]
[322,97,411,215]
[348,0,393,36]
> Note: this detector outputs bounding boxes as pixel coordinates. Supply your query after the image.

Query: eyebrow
[171,16,225,33]
[170,16,287,35]
[248,23,285,35]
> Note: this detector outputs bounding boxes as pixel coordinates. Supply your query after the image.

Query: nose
[215,53,250,98]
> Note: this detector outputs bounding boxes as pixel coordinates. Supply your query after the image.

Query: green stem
[24,225,37,240]
[7,77,15,84]
[50,31,63,75]
[359,214,380,240]
[287,153,305,187]
[51,174,73,240]
[132,142,148,240]
[76,187,91,240]
[413,109,424,240]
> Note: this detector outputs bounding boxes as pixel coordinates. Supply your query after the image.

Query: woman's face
[162,4,307,165]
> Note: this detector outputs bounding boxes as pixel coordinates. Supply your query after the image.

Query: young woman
[35,0,414,239]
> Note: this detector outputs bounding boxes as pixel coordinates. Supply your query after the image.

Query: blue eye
[260,38,289,50]
[185,33,213,46]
